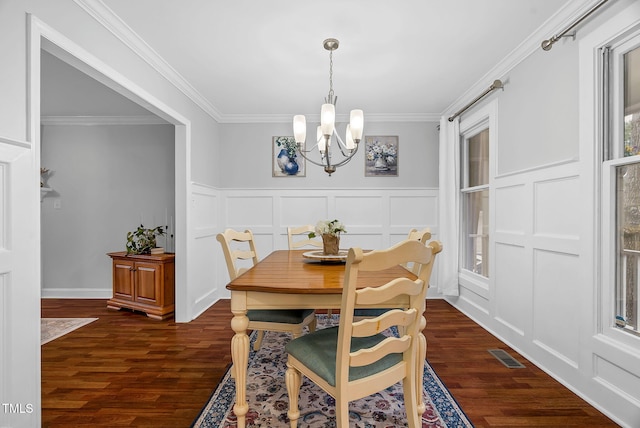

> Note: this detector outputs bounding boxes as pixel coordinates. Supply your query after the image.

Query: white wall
[497,46,579,173]
[40,124,175,297]
[446,1,640,426]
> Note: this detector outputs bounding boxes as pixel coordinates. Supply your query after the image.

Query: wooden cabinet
[107,252,175,320]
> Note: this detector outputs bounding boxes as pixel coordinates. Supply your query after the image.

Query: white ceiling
[44,0,573,121]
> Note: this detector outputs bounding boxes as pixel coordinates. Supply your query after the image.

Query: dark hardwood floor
[41,299,618,427]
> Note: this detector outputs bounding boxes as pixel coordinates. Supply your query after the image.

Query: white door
[0,137,40,427]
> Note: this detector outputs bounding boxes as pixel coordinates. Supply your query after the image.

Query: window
[460,128,490,277]
[604,36,640,336]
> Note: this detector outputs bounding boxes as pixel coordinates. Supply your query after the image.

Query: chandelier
[293,38,364,176]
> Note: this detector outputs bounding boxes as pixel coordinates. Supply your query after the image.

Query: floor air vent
[488,349,526,368]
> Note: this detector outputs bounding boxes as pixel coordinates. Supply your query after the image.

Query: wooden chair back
[403,227,432,274]
[285,239,442,427]
[337,240,442,399]
[216,228,259,280]
[406,227,431,243]
[287,224,323,250]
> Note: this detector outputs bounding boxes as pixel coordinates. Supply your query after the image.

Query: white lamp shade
[320,104,335,136]
[349,109,364,140]
[317,126,326,152]
[293,115,306,143]
[345,125,356,150]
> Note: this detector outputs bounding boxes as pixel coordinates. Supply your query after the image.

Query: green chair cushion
[353,308,392,317]
[285,326,402,387]
[247,309,314,324]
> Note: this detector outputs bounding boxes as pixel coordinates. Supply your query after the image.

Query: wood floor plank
[40,298,617,427]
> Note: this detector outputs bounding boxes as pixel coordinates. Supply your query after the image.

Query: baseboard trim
[41,288,112,299]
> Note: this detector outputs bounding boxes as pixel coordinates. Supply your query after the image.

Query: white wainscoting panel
[279,196,328,230]
[340,234,386,252]
[454,161,591,413]
[495,183,528,235]
[251,232,276,262]
[532,249,580,368]
[192,184,219,234]
[192,234,219,316]
[493,242,528,336]
[335,195,385,229]
[226,195,274,229]
[534,176,580,240]
[216,188,439,298]
[191,183,222,317]
[594,355,640,407]
[389,194,438,228]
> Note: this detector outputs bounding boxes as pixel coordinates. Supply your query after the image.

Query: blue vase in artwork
[277,149,289,172]
[284,158,299,175]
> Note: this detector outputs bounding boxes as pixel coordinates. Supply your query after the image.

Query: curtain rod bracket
[541,32,576,51]
[541,0,609,51]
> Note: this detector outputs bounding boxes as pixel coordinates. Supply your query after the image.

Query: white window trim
[579,2,640,351]
[457,101,497,296]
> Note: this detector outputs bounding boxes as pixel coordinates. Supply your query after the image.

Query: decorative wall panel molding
[457,159,587,401]
[215,187,439,298]
[190,183,222,317]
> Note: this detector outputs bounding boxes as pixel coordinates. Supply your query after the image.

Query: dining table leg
[230,304,250,428]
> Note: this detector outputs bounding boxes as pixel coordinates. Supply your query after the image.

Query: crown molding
[219,112,440,124]
[76,0,597,126]
[443,0,608,118]
[41,115,169,126]
[74,0,223,122]
[364,113,441,123]
[73,0,452,125]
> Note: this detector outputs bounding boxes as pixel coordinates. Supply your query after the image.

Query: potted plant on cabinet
[126,225,165,255]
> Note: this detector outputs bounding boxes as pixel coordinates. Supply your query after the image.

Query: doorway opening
[32,20,190,322]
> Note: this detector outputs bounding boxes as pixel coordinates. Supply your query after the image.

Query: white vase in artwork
[374,157,388,169]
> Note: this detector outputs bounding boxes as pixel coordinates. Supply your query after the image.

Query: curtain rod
[541,0,610,51]
[447,80,503,122]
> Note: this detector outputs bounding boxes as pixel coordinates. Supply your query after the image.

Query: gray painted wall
[497,45,579,174]
[40,124,175,294]
[218,121,439,188]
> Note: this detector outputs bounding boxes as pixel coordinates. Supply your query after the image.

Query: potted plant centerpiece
[309,219,346,255]
[126,224,166,255]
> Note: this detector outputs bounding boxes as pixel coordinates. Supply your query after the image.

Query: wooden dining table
[225,249,427,428]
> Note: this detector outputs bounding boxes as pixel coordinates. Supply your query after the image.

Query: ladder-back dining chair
[287,224,323,250]
[353,227,432,320]
[285,239,443,427]
[402,227,432,274]
[216,228,316,351]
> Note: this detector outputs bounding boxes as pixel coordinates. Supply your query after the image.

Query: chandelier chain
[328,50,334,102]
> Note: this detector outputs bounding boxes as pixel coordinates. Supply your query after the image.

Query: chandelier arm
[333,131,351,157]
[296,143,320,155]
[295,144,330,168]
[329,144,360,168]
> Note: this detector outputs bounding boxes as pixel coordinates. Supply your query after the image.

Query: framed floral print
[273,136,305,177]
[365,136,398,177]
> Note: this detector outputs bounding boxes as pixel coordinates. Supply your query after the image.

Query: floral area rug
[192,315,473,427]
[41,318,98,345]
